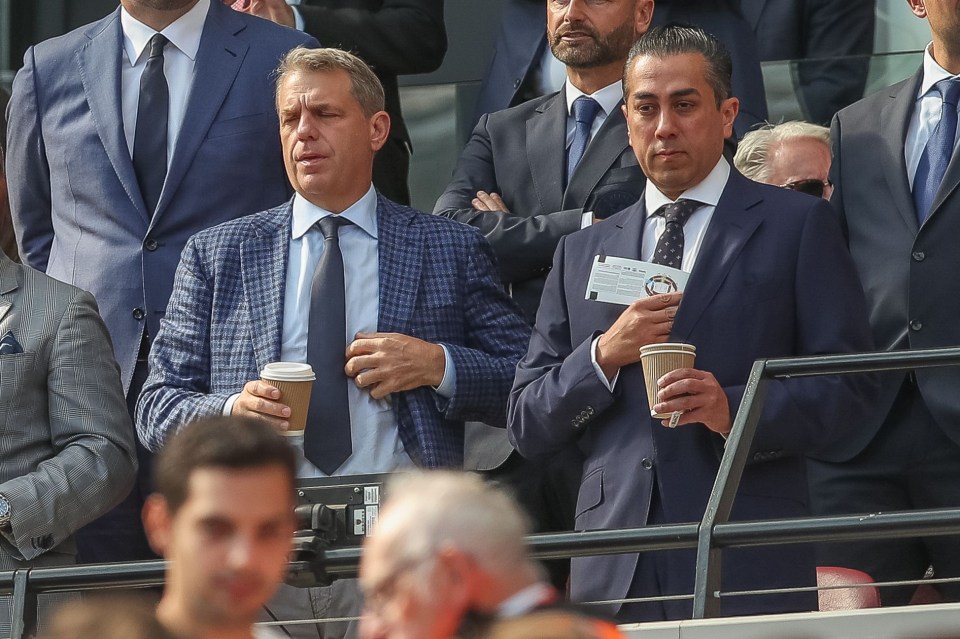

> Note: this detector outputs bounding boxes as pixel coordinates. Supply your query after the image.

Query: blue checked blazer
[136,195,530,468]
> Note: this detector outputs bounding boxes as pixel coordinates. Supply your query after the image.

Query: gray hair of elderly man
[733,121,831,182]
[375,471,544,592]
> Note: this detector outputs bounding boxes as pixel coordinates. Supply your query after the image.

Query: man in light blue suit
[137,47,529,637]
[5,0,315,562]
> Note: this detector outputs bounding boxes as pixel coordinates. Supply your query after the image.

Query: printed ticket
[585,256,689,305]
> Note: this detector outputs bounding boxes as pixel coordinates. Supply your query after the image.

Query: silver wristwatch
[0,495,11,528]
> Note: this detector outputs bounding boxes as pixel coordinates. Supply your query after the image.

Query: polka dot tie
[650,199,702,270]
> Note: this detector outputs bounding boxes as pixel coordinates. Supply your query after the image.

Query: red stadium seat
[817,566,881,610]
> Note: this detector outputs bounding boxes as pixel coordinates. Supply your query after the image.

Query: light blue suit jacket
[6,1,316,393]
[137,196,531,468]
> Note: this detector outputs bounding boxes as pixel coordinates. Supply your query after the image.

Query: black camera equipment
[287,473,391,588]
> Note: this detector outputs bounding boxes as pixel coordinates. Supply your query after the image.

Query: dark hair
[623,23,733,107]
[154,416,297,514]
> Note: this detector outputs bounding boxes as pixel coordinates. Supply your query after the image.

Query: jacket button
[640,457,653,470]
[144,238,159,251]
[910,319,923,331]
[513,78,521,89]
[133,308,146,320]
[912,250,925,262]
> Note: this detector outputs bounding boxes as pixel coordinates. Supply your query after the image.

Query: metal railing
[5,347,960,638]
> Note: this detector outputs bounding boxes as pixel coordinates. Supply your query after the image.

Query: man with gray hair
[733,121,833,200]
[358,471,621,639]
[137,46,530,638]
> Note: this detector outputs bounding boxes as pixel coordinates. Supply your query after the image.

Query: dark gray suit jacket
[830,66,960,459]
[435,91,645,322]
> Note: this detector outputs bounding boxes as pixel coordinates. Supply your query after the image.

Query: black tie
[133,33,169,215]
[650,200,702,270]
[305,216,353,474]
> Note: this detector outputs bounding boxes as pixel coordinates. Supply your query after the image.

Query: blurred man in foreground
[143,416,297,639]
[358,471,622,639]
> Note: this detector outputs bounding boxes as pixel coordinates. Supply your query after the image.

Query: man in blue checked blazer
[137,46,529,473]
[137,48,529,638]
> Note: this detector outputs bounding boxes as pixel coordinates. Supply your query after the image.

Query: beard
[549,19,636,69]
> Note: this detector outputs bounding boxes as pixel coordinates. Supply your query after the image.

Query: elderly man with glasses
[733,121,833,199]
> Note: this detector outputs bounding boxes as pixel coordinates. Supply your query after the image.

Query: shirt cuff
[580,211,593,229]
[590,336,619,391]
[434,345,456,398]
[223,392,241,416]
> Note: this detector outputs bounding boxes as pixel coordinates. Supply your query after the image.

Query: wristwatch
[0,495,11,529]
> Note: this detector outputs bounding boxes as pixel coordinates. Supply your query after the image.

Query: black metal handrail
[5,347,960,637]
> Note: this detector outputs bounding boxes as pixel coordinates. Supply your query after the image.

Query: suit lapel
[672,172,764,340]
[154,1,248,223]
[563,103,629,209]
[240,206,289,371]
[76,9,150,223]
[377,197,422,334]
[597,198,646,261]
[879,69,922,234]
[0,256,18,325]
[526,93,567,215]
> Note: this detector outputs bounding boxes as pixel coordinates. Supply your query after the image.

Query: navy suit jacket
[6,1,315,393]
[508,170,877,618]
[137,196,531,468]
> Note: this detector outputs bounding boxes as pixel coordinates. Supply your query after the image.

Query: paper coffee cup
[639,343,696,419]
[260,362,315,436]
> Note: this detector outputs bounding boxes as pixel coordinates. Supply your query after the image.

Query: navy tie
[566,96,601,187]
[133,33,169,216]
[913,78,960,224]
[305,216,353,475]
[650,200,702,270]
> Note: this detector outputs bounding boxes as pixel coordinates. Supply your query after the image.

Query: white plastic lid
[260,362,316,381]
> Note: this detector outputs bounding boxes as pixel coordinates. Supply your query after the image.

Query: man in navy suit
[508,25,876,622]
[810,0,960,605]
[137,48,530,637]
[5,0,315,562]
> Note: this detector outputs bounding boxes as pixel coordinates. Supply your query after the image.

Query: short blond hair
[275,47,385,116]
[734,121,831,182]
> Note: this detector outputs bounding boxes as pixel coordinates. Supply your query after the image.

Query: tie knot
[572,96,601,126]
[655,199,701,226]
[147,33,168,59]
[318,215,350,241]
[938,78,960,107]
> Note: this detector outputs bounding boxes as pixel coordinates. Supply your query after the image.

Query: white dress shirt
[905,43,960,190]
[591,158,730,390]
[120,0,208,165]
[564,80,623,151]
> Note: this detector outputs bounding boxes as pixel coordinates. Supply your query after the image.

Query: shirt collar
[121,0,209,66]
[291,185,379,240]
[564,79,624,119]
[918,42,960,99]
[495,583,557,618]
[644,157,731,218]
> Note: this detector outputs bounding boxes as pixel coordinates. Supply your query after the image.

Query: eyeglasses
[779,179,833,198]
